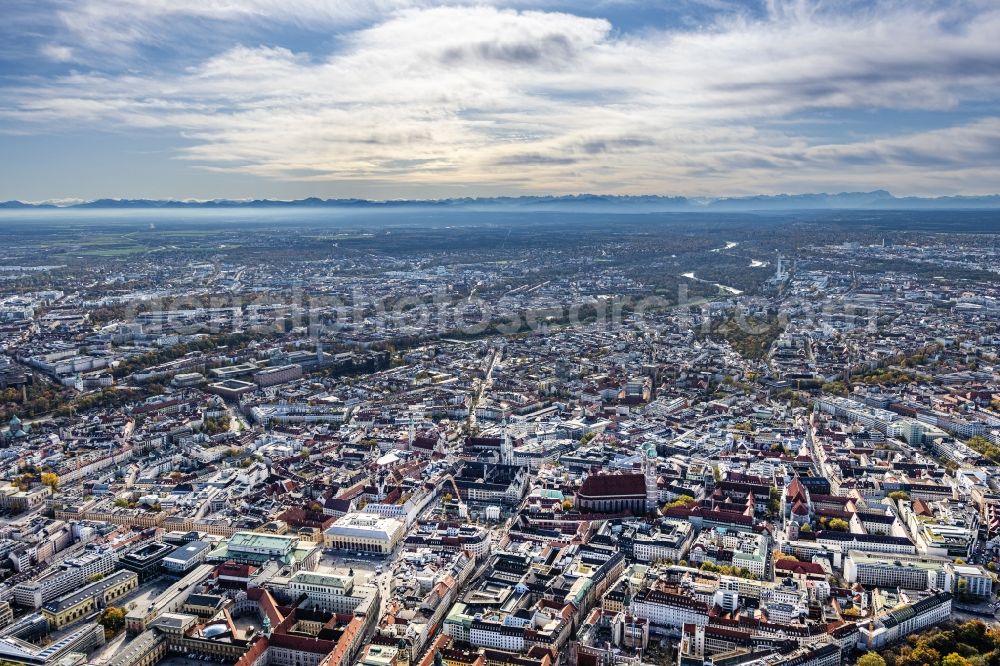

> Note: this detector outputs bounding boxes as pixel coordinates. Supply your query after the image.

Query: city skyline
[2,0,1000,201]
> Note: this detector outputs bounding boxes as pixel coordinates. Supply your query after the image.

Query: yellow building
[0,484,51,513]
[108,629,169,666]
[42,570,138,629]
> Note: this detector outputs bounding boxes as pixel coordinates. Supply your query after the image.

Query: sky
[1,0,999,201]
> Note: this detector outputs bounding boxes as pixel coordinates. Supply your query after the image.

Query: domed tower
[9,415,26,440]
[500,418,513,466]
[397,638,411,666]
[644,444,658,512]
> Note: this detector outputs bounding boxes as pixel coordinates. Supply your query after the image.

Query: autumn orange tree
[880,620,1000,666]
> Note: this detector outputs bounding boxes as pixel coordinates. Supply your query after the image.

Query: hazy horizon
[4,190,1000,209]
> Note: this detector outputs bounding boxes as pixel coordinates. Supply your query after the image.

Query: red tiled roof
[215,561,253,578]
[466,436,502,447]
[246,587,285,628]
[577,473,646,499]
[913,498,933,517]
[234,637,268,666]
[324,497,353,512]
[786,477,806,501]
[811,494,850,505]
[776,559,825,575]
[815,508,853,521]
[413,436,438,450]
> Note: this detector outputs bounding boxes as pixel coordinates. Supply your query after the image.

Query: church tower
[500,417,513,465]
[644,443,658,512]
[397,639,411,666]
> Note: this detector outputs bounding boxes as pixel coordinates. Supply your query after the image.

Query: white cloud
[48,0,577,57]
[40,44,75,62]
[4,1,1000,195]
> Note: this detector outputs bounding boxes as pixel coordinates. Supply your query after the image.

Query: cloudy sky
[1,0,999,201]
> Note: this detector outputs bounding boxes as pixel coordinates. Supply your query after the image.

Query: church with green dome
[2,414,30,442]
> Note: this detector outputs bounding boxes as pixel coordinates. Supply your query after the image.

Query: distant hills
[3,190,1000,212]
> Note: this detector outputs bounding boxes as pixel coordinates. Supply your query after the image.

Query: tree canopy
[879,620,1000,666]
[858,652,886,666]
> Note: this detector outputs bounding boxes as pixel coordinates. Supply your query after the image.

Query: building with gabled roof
[576,473,647,514]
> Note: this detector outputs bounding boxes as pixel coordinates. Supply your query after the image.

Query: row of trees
[855,367,930,387]
[696,561,759,580]
[967,436,1000,465]
[661,495,695,511]
[794,518,848,533]
[649,557,758,580]
[818,516,850,532]
[821,381,850,396]
[112,330,278,379]
[202,415,231,436]
[768,487,781,515]
[1,376,158,427]
[0,381,71,423]
[11,471,58,493]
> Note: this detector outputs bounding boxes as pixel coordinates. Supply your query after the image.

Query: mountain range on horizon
[3,190,1000,212]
